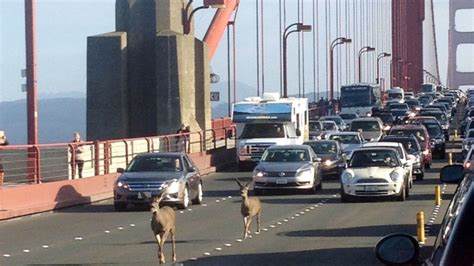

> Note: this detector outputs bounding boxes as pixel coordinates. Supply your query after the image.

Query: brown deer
[235,179,262,239]
[144,192,176,264]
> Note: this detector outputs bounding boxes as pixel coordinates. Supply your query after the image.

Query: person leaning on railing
[0,131,9,184]
[70,132,85,179]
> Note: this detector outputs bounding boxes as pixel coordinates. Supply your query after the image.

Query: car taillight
[465,161,472,170]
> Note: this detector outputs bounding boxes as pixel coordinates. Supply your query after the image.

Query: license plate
[365,186,378,192]
[138,192,151,199]
[276,179,288,185]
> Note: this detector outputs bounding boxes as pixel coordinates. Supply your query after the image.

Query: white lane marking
[202,204,208,207]
[295,214,300,217]
[300,211,305,214]
[236,239,243,242]
[215,247,222,251]
[216,200,220,203]
[190,258,198,261]
[203,252,211,256]
[74,237,83,241]
[291,217,295,219]
[262,228,268,231]
[118,227,124,230]
[228,196,232,198]
[248,235,253,238]
[277,222,282,225]
[3,254,11,257]
[130,224,135,227]
[179,211,185,214]
[187,209,193,212]
[270,225,276,228]
[283,219,289,222]
[104,230,110,234]
[305,209,310,212]
[255,232,261,235]
[222,198,226,201]
[23,249,30,253]
[224,243,232,247]
[313,204,319,207]
[42,245,49,249]
[310,207,315,210]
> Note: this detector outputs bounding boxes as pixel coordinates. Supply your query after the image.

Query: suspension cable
[255,0,260,96]
[325,0,329,100]
[297,0,301,97]
[279,0,283,96]
[260,0,265,94]
[312,0,317,102]
[316,0,320,101]
[301,0,305,98]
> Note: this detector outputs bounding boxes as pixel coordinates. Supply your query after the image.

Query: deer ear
[235,178,243,188]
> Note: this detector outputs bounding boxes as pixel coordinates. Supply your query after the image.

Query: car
[338,112,359,126]
[375,165,474,265]
[252,145,323,194]
[113,152,203,211]
[309,120,324,140]
[389,124,432,169]
[361,142,414,187]
[463,146,474,173]
[422,121,446,158]
[349,117,384,142]
[419,110,449,136]
[320,116,346,131]
[321,120,339,132]
[326,131,365,157]
[381,135,424,180]
[303,140,346,178]
[340,147,410,202]
[462,129,474,157]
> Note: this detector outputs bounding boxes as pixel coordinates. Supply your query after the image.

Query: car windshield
[329,134,361,144]
[240,123,285,139]
[420,112,447,122]
[322,117,342,125]
[390,129,426,142]
[350,150,400,168]
[389,104,408,110]
[374,114,394,124]
[339,113,357,119]
[405,100,420,107]
[322,122,337,130]
[391,110,408,117]
[309,121,322,131]
[382,138,420,152]
[261,149,310,162]
[351,121,380,131]
[424,123,442,137]
[127,156,182,172]
[306,142,338,154]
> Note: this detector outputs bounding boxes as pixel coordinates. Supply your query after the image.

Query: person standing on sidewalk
[70,132,85,179]
[0,131,9,185]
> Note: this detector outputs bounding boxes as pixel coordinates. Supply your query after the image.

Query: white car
[326,132,365,157]
[341,147,410,202]
[361,142,415,187]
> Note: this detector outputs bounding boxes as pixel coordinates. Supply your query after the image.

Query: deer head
[235,178,252,197]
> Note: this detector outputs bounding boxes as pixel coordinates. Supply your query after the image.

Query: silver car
[114,152,203,211]
[252,145,323,194]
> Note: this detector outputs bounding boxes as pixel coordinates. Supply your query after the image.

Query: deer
[235,179,262,239]
[142,192,176,264]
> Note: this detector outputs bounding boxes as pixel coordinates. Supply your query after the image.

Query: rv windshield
[421,84,434,93]
[340,86,372,107]
[239,123,286,139]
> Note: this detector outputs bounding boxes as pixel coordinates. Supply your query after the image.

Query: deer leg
[171,230,176,262]
[242,217,248,239]
[246,217,253,235]
[159,232,168,264]
[155,234,161,260]
[257,213,261,233]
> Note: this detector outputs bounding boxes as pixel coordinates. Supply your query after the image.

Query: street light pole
[376,52,391,84]
[283,23,312,98]
[329,37,352,101]
[358,46,375,83]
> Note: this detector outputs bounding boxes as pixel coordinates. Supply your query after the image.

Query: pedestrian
[70,132,85,179]
[175,123,190,152]
[0,131,8,185]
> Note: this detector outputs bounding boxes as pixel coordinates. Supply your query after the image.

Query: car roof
[362,142,402,148]
[268,144,312,150]
[354,146,399,152]
[352,117,382,122]
[137,152,183,158]
[304,140,338,145]
[326,131,360,136]
[391,124,426,130]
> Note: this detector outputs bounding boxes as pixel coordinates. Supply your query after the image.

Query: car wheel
[397,183,406,201]
[178,186,190,210]
[340,185,351,202]
[417,171,424,181]
[316,180,323,191]
[425,162,431,169]
[114,201,127,212]
[405,179,410,198]
[192,182,203,205]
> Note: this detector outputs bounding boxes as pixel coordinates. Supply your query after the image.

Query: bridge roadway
[0,157,457,265]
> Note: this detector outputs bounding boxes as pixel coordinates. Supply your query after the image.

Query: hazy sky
[0,0,469,103]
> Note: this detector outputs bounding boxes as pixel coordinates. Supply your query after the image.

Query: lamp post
[376,52,391,84]
[329,37,352,101]
[358,46,375,83]
[283,23,312,98]
[183,0,225,34]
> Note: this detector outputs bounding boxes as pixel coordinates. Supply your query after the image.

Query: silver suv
[349,117,384,142]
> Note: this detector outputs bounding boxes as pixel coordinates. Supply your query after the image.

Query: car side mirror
[375,233,419,265]
[117,168,125,174]
[188,166,198,172]
[407,154,416,161]
[296,129,302,137]
[440,165,465,184]
[313,157,322,163]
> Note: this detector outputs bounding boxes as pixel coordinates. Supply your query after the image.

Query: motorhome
[232,93,308,170]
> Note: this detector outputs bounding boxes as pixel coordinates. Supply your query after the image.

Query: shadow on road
[182,247,380,266]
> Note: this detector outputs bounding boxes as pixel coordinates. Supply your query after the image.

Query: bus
[340,83,382,116]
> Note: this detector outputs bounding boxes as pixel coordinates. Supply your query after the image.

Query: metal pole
[25,0,38,145]
[358,50,362,83]
[283,33,288,98]
[227,23,231,117]
[330,48,334,101]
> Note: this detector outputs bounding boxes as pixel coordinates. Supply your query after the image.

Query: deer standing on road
[145,193,177,264]
[235,179,262,239]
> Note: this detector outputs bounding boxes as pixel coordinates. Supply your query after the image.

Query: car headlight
[116,180,129,189]
[342,171,355,183]
[390,171,400,182]
[162,179,180,193]
[253,170,268,178]
[324,160,334,166]
[296,168,313,177]
[239,144,250,155]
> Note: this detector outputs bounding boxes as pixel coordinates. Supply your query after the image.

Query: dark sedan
[113,152,203,211]
[375,165,474,265]
[303,140,346,178]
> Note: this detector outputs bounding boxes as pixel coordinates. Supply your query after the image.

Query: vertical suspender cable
[255,0,260,96]
[312,0,317,102]
[325,0,329,100]
[301,0,305,98]
[232,21,237,105]
[345,0,349,85]
[353,0,357,82]
[316,0,320,101]
[336,0,340,98]
[260,0,265,94]
[297,0,301,97]
[227,23,231,116]
[279,0,283,96]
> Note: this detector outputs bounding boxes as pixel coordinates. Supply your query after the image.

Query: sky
[0,0,470,103]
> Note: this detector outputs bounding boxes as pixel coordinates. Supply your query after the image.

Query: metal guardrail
[0,118,236,185]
